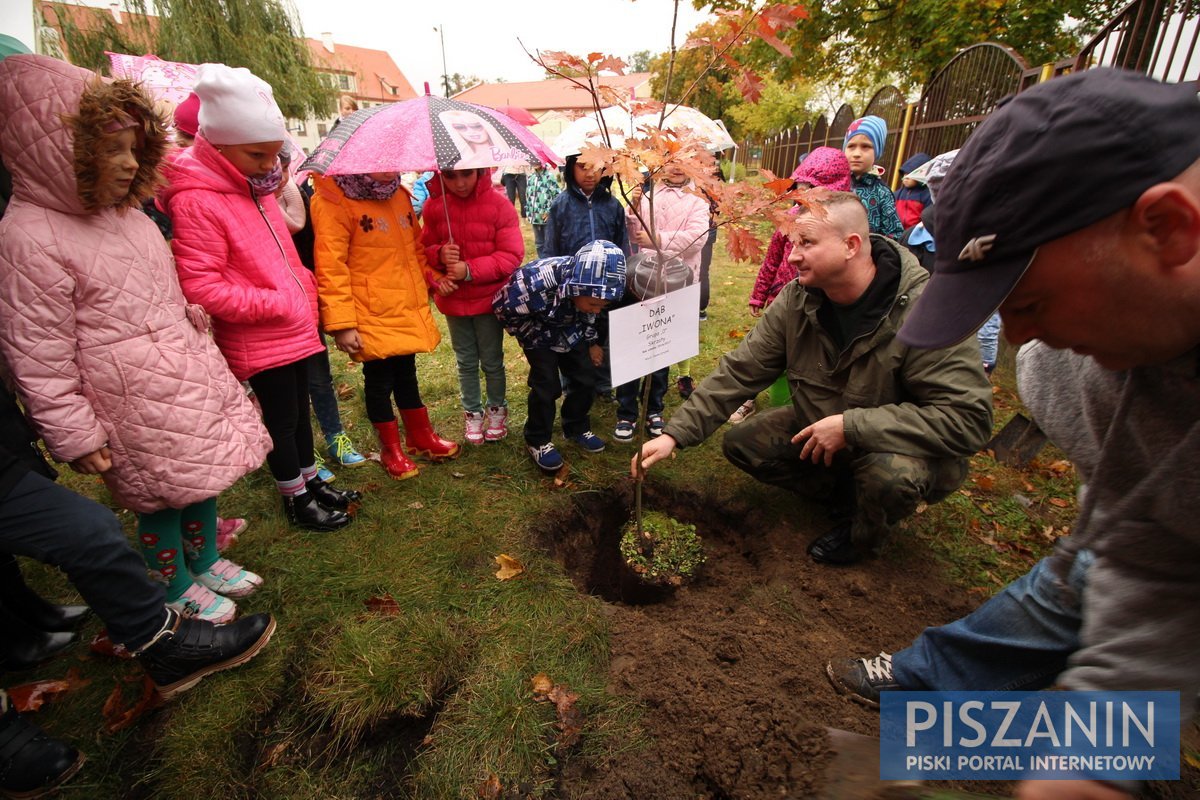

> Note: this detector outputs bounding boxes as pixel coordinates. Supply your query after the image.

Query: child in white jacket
[616,163,710,441]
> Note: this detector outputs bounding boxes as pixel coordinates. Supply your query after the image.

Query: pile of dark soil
[538,481,983,799]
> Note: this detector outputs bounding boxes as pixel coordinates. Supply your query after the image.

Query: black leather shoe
[0,697,85,798]
[282,492,351,532]
[304,478,362,511]
[806,523,863,566]
[0,556,92,633]
[135,609,276,700]
[0,603,77,671]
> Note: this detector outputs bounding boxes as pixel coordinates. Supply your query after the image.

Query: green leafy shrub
[619,512,706,587]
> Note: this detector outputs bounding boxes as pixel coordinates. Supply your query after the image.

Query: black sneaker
[826,652,900,708]
[806,522,863,565]
[0,693,85,799]
[135,609,276,700]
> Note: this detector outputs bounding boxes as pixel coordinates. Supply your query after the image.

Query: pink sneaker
[464,411,485,445]
[484,405,508,442]
[193,558,262,598]
[216,517,248,553]
[167,583,236,623]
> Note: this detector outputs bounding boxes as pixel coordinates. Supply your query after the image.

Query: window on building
[337,74,352,91]
[292,119,307,136]
[317,122,328,137]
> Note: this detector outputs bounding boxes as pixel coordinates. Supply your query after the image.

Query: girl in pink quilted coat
[161,65,360,533]
[0,55,271,622]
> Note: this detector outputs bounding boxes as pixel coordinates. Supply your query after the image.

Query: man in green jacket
[633,191,993,565]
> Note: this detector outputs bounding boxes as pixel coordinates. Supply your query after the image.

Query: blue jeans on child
[307,333,344,440]
[616,367,669,421]
[445,314,507,414]
[892,550,1093,691]
[976,311,1002,369]
[533,223,547,258]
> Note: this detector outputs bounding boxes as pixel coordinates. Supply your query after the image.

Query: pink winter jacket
[625,182,710,279]
[420,169,524,316]
[0,55,271,513]
[161,136,322,380]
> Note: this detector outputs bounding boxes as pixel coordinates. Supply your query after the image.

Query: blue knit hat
[844,115,887,158]
[565,240,626,301]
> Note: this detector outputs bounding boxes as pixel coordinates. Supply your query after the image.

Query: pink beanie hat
[173,91,200,137]
[790,147,853,193]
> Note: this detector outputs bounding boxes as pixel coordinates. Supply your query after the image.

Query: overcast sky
[1,1,712,91]
[289,0,712,90]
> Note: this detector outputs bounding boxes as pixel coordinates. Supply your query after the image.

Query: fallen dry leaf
[7,668,89,712]
[530,672,553,699]
[727,328,746,339]
[975,474,997,491]
[102,674,162,733]
[408,501,424,510]
[476,773,502,800]
[1048,497,1070,508]
[494,554,525,581]
[89,630,133,659]
[335,382,355,400]
[548,683,583,749]
[451,471,465,479]
[364,594,401,615]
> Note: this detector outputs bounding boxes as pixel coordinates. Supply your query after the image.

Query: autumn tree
[697,0,1126,91]
[46,0,331,118]
[627,49,655,72]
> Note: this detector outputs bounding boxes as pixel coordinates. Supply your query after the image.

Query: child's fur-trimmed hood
[0,54,169,215]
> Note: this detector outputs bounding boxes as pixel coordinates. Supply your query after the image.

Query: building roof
[453,73,654,114]
[37,3,415,107]
[305,38,417,104]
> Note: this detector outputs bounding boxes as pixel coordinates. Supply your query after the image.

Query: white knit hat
[194,64,287,145]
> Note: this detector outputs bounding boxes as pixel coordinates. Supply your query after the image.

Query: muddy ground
[537,479,986,800]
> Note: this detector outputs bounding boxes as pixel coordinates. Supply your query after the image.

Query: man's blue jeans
[893,550,1093,691]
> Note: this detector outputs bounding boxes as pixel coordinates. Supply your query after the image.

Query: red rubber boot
[399,407,461,462]
[372,421,419,480]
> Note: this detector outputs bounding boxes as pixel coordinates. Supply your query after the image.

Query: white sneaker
[167,582,236,623]
[464,411,485,445]
[729,399,756,425]
[192,558,262,598]
[484,405,508,441]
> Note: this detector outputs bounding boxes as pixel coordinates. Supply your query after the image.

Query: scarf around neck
[334,173,402,201]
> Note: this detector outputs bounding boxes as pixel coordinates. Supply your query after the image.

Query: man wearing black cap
[827,68,1200,800]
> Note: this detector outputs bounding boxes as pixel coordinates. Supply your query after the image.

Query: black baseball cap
[899,68,1200,349]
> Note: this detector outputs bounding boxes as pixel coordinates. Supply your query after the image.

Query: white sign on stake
[608,283,701,387]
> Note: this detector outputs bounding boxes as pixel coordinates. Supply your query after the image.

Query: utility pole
[434,25,450,97]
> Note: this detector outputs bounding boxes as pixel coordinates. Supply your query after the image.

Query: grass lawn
[16,219,1093,799]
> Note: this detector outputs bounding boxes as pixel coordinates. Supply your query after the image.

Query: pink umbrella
[495,105,538,127]
[299,91,560,177]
